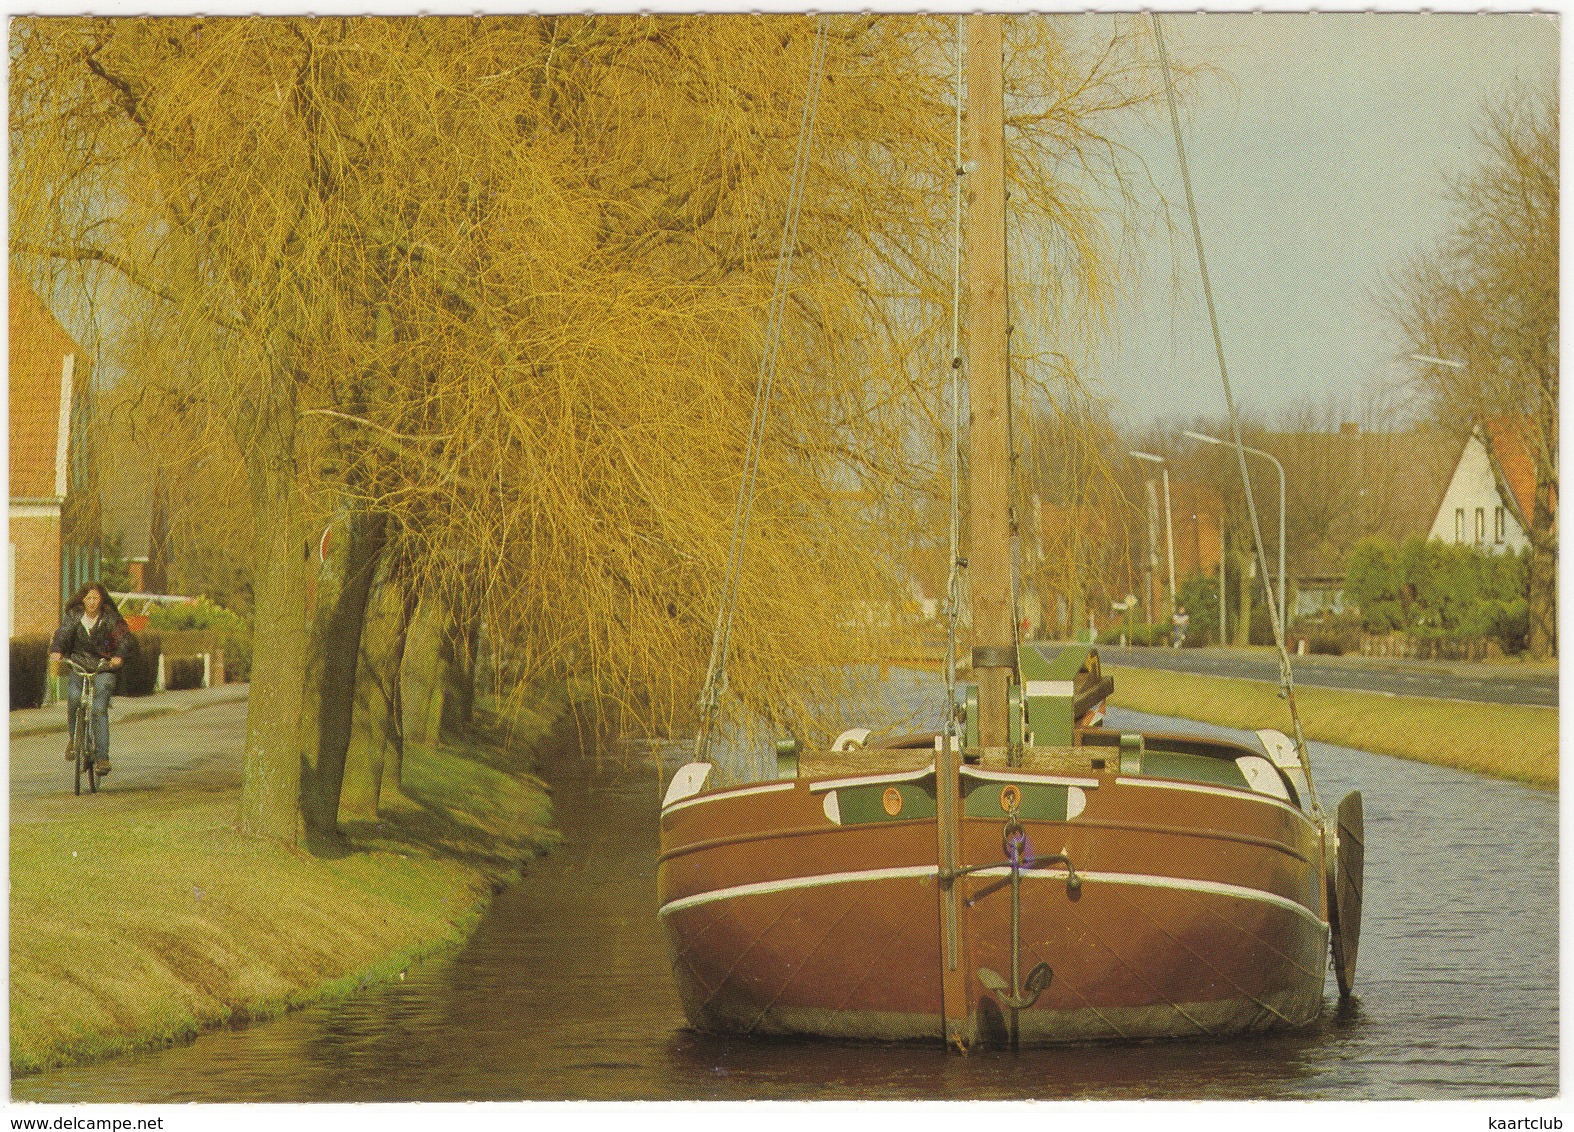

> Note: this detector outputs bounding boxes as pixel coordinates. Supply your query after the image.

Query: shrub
[1121,621,1170,647]
[10,635,51,710]
[147,598,251,683]
[1341,536,1532,655]
[165,655,206,691]
[1484,597,1530,655]
[1344,537,1403,632]
[1175,573,1222,646]
[118,632,161,697]
[1297,610,1364,656]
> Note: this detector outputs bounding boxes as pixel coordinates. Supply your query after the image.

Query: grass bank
[1108,665,1557,791]
[10,687,575,1076]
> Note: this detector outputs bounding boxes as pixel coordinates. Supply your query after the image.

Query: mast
[964,13,1014,749]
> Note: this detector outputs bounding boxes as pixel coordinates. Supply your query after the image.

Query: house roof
[9,281,80,500]
[1483,417,1539,526]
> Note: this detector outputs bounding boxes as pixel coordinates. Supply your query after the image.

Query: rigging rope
[1150,13,1322,817]
[694,16,831,765]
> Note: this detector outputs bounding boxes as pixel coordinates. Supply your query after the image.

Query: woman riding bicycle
[49,582,133,778]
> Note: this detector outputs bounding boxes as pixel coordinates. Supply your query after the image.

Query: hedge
[10,635,51,710]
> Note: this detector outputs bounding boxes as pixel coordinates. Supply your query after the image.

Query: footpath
[10,682,251,739]
[1218,643,1555,678]
[1093,642,1557,708]
[1101,640,1558,676]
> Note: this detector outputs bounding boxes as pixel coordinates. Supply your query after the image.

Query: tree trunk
[1234,552,1255,648]
[339,561,410,820]
[403,594,448,750]
[301,508,389,843]
[1527,478,1557,660]
[379,579,419,806]
[439,617,480,735]
[237,441,311,844]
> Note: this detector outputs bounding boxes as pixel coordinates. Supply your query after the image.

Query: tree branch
[12,239,247,333]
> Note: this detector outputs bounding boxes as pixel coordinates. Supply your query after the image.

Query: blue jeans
[67,670,115,764]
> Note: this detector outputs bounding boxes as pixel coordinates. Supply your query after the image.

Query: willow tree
[13,14,1180,838]
[1388,89,1557,658]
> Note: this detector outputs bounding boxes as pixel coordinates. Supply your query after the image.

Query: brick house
[9,281,93,637]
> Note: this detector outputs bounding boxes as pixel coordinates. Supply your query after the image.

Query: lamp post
[1184,430,1288,646]
[1129,451,1175,619]
[1408,353,1467,370]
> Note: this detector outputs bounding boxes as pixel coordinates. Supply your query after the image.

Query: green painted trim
[1040,643,1093,681]
[962,779,1070,822]
[835,782,938,824]
[1138,750,1251,790]
[1119,732,1143,775]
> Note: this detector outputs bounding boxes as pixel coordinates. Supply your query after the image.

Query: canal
[14,672,1558,1102]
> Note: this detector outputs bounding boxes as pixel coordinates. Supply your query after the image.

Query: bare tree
[1389,88,1557,657]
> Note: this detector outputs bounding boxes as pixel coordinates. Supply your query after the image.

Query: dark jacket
[50,610,133,669]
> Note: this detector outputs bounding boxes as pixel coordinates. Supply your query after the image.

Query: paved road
[1091,645,1559,708]
[10,694,247,810]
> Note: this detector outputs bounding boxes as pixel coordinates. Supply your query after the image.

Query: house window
[1475,507,1486,544]
[1495,507,1506,544]
[1455,508,1465,544]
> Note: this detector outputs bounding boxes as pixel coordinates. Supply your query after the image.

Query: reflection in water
[14,672,1558,1102]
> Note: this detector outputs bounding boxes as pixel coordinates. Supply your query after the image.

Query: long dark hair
[65,581,122,619]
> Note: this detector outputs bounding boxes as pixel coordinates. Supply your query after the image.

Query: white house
[1427,424,1531,554]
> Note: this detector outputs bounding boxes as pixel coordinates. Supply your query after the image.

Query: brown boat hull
[659,762,1329,1046]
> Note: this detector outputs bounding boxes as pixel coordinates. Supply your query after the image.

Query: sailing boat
[658,15,1363,1049]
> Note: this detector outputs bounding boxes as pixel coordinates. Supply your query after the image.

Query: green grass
[1108,665,1557,791]
[10,691,572,1076]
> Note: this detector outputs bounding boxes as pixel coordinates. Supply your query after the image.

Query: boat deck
[797,745,1104,779]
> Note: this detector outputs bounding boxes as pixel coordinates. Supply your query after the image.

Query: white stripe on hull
[1115,775,1310,820]
[660,862,1322,927]
[660,865,936,916]
[661,780,796,816]
[961,766,1100,788]
[808,766,935,793]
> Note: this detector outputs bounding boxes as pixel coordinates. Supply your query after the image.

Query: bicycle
[62,657,111,796]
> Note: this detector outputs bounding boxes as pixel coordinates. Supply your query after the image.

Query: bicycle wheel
[71,717,84,796]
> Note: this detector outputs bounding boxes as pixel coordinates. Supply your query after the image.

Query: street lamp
[1408,353,1467,370]
[1128,451,1175,617]
[1184,430,1288,646]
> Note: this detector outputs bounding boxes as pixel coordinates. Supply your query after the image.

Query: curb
[11,686,251,739]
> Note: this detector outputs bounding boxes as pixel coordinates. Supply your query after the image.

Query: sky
[1088,11,1559,430]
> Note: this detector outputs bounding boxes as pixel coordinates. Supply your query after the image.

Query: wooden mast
[935,10,1011,1054]
[964,13,1013,749]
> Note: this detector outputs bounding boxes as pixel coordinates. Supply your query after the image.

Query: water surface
[15,672,1558,1102]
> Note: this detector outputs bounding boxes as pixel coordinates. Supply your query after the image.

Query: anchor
[978,959,1054,1010]
[941,815,1081,1043]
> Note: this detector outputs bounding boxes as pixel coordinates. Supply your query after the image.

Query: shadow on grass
[336,709,583,879]
[450,700,588,781]
[351,800,541,880]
